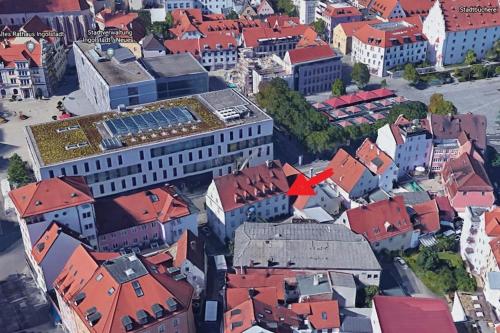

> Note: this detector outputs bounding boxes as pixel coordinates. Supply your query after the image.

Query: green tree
[7,154,32,187]
[485,47,498,61]
[364,285,379,307]
[380,79,388,87]
[438,267,457,292]
[496,66,500,75]
[428,93,457,115]
[151,13,174,39]
[331,78,345,97]
[435,238,456,252]
[226,10,239,19]
[403,63,419,84]
[417,248,440,271]
[464,49,477,65]
[137,10,152,32]
[351,63,370,88]
[312,19,327,37]
[472,64,487,79]
[386,101,428,123]
[454,267,476,292]
[273,0,297,16]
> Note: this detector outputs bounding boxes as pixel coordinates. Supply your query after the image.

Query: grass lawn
[404,251,471,296]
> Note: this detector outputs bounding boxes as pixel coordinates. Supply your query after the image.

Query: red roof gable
[226,273,286,301]
[324,5,362,18]
[9,176,94,218]
[0,0,89,14]
[54,245,194,333]
[213,161,289,213]
[429,113,487,151]
[370,0,400,18]
[0,41,43,68]
[399,0,435,16]
[485,208,500,237]
[328,149,369,193]
[438,0,500,32]
[353,20,426,48]
[356,138,394,175]
[94,185,191,234]
[346,196,413,242]
[337,19,382,36]
[242,25,309,48]
[173,230,204,271]
[373,296,457,333]
[291,300,340,329]
[412,199,441,234]
[267,14,300,27]
[287,45,336,65]
[442,152,493,198]
[165,33,237,57]
[490,237,500,267]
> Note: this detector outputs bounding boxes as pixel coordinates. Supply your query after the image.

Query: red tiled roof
[54,245,194,333]
[172,230,204,271]
[442,152,493,198]
[429,113,487,151]
[31,222,62,264]
[282,163,301,178]
[267,14,300,27]
[412,199,441,234]
[165,33,237,57]
[437,0,500,32]
[0,0,89,14]
[0,41,42,68]
[373,296,457,333]
[324,88,394,108]
[9,176,94,218]
[287,44,336,65]
[226,286,277,310]
[324,5,362,18]
[213,161,289,213]
[353,20,426,48]
[291,300,340,329]
[337,19,381,36]
[490,237,500,267]
[94,185,191,234]
[346,196,413,242]
[435,195,456,221]
[370,0,400,18]
[399,0,435,16]
[242,25,309,48]
[485,208,500,237]
[327,149,369,193]
[356,138,394,175]
[226,273,286,301]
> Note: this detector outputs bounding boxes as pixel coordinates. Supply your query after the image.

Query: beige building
[333,20,380,54]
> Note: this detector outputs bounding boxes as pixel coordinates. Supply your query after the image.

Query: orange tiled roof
[485,208,500,237]
[356,138,394,175]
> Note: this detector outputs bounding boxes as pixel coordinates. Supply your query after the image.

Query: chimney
[313,274,319,286]
[309,168,314,178]
[265,160,273,168]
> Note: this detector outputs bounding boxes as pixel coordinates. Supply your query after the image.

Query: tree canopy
[331,79,346,97]
[403,63,419,84]
[428,93,457,115]
[8,154,32,187]
[150,13,174,39]
[352,63,370,88]
[464,49,477,65]
[226,10,239,19]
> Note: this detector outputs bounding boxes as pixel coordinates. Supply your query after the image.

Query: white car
[394,257,408,269]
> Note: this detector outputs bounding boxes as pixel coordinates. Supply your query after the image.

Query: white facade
[293,183,343,217]
[376,124,432,178]
[73,42,157,111]
[377,163,398,192]
[295,0,318,24]
[423,0,500,67]
[178,255,206,298]
[206,183,290,241]
[371,301,382,333]
[200,46,238,70]
[26,91,274,199]
[331,169,378,202]
[351,36,427,77]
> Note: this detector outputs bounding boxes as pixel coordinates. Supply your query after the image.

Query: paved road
[385,261,438,298]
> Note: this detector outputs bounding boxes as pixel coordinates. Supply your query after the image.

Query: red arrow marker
[287,168,333,196]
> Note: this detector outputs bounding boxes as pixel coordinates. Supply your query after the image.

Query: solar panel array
[104,107,196,137]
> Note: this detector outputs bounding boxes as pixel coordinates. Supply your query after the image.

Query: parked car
[394,257,408,269]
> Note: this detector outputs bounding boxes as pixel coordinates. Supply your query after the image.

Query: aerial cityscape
[0,0,498,332]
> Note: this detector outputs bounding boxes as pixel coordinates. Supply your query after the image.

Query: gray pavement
[389,261,438,298]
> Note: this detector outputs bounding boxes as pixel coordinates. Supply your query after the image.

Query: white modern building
[295,0,318,24]
[8,176,98,255]
[352,20,427,76]
[25,89,274,199]
[423,0,500,67]
[376,115,432,178]
[206,160,290,241]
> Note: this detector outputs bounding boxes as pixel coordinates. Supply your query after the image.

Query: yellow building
[332,20,380,54]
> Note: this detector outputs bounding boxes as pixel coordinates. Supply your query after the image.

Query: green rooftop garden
[30,97,225,165]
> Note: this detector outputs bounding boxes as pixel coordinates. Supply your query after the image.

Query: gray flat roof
[141,53,207,78]
[234,222,381,271]
[76,42,153,86]
[297,274,332,296]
